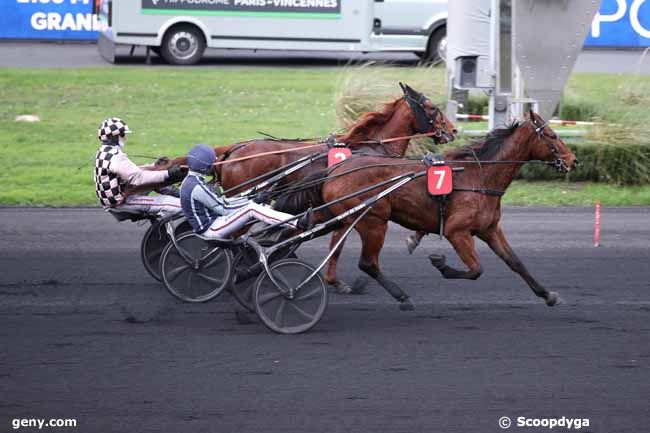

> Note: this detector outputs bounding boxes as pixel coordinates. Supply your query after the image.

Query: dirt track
[1,207,649,432]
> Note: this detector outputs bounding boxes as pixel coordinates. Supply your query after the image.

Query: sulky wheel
[140,221,167,281]
[160,233,233,303]
[253,258,327,334]
[141,219,193,281]
[230,246,260,313]
[231,244,299,313]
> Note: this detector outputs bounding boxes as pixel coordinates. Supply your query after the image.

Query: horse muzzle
[432,131,454,145]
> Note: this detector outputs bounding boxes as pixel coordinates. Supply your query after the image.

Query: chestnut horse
[277,111,578,309]
[215,83,455,195]
[159,83,455,191]
[158,83,457,293]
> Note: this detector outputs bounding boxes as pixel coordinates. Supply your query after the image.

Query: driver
[94,117,187,216]
[180,144,311,239]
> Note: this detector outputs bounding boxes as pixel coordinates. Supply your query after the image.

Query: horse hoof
[545,291,560,307]
[399,298,415,311]
[329,281,353,295]
[405,236,419,255]
[351,277,369,295]
[429,254,446,269]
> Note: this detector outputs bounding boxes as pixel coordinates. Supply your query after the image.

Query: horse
[155,83,457,293]
[275,110,579,309]
[157,83,455,189]
[214,83,455,195]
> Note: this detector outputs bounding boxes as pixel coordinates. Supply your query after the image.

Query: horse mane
[273,170,327,214]
[445,120,523,161]
[339,98,404,145]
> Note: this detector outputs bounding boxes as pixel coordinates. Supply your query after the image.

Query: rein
[350,131,439,146]
[208,131,442,167]
[446,160,555,165]
[268,160,421,198]
[269,152,562,200]
[212,142,323,166]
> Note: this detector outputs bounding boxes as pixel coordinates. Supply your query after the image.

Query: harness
[534,120,571,172]
[400,82,450,143]
[403,89,440,135]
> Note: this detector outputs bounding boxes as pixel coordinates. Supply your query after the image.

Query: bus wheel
[161,25,205,65]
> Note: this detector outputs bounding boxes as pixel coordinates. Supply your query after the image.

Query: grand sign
[0,0,101,40]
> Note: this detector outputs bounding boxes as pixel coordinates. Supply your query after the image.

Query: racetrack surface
[1,207,649,433]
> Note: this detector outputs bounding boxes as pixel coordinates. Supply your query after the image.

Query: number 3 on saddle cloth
[327,147,352,168]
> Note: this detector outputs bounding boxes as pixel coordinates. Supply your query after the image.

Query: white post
[488,0,499,130]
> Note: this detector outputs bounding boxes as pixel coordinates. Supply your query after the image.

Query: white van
[96,0,447,65]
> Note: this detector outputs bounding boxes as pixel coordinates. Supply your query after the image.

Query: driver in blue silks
[180,144,311,238]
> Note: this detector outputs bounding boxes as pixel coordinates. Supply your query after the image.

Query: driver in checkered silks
[94,117,187,217]
[180,144,312,239]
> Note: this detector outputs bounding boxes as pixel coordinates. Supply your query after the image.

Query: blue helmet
[187,144,216,174]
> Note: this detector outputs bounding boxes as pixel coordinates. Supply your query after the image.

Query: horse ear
[399,82,407,94]
[528,107,536,124]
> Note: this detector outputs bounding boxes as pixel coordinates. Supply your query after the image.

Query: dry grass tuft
[334,62,446,156]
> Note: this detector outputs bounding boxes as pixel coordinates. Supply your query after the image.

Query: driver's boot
[296,207,314,231]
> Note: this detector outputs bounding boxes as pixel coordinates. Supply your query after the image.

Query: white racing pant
[202,202,297,239]
[117,194,183,218]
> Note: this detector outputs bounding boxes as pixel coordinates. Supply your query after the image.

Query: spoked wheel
[141,219,192,281]
[230,246,260,312]
[160,233,233,302]
[231,244,298,313]
[253,258,327,334]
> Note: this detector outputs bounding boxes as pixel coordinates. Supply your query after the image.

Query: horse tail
[273,170,327,215]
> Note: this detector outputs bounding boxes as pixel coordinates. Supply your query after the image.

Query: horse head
[399,82,457,144]
[525,109,579,173]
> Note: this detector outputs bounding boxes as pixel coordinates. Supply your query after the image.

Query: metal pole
[488,0,499,130]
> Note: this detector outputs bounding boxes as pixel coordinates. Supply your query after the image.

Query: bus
[96,0,448,65]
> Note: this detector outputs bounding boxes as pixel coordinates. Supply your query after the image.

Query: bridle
[532,119,571,173]
[402,90,452,143]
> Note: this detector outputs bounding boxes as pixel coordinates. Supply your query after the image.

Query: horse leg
[479,225,559,306]
[325,227,354,295]
[356,219,414,311]
[429,230,483,280]
[405,230,427,254]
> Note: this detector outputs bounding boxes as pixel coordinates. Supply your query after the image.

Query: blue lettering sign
[0,0,100,40]
[584,0,650,47]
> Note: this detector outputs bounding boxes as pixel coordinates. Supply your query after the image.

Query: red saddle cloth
[327,147,352,168]
[427,165,453,195]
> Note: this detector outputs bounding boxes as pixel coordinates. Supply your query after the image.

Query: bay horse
[277,110,578,309]
[155,83,457,293]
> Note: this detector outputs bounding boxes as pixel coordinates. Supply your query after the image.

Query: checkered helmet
[97,117,131,143]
